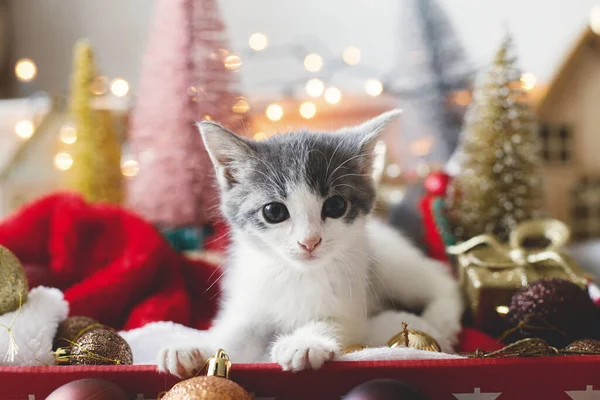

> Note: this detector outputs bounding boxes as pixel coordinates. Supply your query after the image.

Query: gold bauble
[53,316,102,350]
[161,376,251,400]
[0,245,28,315]
[342,344,369,354]
[388,330,441,352]
[563,339,600,355]
[68,328,133,365]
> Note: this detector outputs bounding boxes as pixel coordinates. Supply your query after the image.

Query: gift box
[447,219,591,335]
[3,357,600,400]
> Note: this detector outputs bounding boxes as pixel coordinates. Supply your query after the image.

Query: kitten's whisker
[329,173,371,186]
[325,140,345,183]
[205,255,231,283]
[203,267,229,294]
[327,153,366,185]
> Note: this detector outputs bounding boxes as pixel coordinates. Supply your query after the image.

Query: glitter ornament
[56,328,133,365]
[0,245,28,315]
[388,323,442,352]
[563,339,600,354]
[506,278,600,347]
[52,316,100,350]
[162,349,251,400]
[342,344,369,354]
[446,35,544,242]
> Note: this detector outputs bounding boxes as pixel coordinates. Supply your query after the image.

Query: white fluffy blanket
[121,316,464,366]
[0,287,69,366]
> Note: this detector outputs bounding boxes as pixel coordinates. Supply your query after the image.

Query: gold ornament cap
[387,322,442,352]
[342,344,369,355]
[207,349,231,378]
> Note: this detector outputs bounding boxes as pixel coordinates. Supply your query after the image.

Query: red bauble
[342,379,429,400]
[424,172,450,196]
[506,278,600,347]
[46,379,128,400]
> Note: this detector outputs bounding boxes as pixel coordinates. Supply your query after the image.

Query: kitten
[158,109,463,378]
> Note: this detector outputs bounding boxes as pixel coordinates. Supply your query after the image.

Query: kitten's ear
[197,121,254,188]
[345,109,402,172]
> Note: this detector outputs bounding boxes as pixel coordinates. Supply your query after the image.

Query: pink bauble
[424,172,450,196]
[46,379,127,400]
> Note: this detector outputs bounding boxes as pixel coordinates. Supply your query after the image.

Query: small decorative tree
[127,0,247,250]
[67,40,123,204]
[446,35,544,241]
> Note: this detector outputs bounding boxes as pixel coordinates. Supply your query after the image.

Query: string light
[299,101,317,119]
[591,5,600,34]
[253,132,268,141]
[232,97,250,113]
[249,33,268,51]
[54,152,73,171]
[14,59,37,82]
[365,79,383,96]
[224,55,242,71]
[266,103,283,121]
[520,72,536,91]
[324,87,342,104]
[385,164,402,178]
[454,90,471,106]
[89,76,108,95]
[304,53,323,72]
[59,122,77,144]
[305,78,324,97]
[203,115,212,121]
[110,78,129,97]
[121,159,139,177]
[342,46,361,65]
[15,120,34,140]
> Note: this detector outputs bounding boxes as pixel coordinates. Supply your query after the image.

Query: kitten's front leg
[157,330,215,378]
[270,320,341,372]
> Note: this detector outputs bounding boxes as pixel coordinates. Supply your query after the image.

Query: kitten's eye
[322,195,347,219]
[262,202,290,224]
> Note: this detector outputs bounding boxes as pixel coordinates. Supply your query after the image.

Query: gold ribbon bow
[446,219,589,288]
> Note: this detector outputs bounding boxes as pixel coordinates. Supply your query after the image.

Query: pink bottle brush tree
[127,0,248,251]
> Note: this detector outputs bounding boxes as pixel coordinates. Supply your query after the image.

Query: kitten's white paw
[157,346,207,378]
[271,334,339,372]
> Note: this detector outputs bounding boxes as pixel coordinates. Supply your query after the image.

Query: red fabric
[3,357,600,400]
[0,192,219,331]
[419,195,449,262]
[456,328,504,353]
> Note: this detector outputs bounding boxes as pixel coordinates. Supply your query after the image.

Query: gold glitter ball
[563,339,600,355]
[69,328,133,365]
[162,376,251,400]
[53,316,100,350]
[388,330,441,352]
[0,245,28,315]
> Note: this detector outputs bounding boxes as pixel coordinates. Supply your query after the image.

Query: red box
[3,357,600,400]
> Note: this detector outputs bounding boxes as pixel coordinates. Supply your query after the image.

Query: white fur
[157,111,463,377]
[0,287,69,366]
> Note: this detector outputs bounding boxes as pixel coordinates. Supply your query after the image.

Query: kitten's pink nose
[298,236,322,252]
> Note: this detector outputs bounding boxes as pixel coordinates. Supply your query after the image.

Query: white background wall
[8,0,600,96]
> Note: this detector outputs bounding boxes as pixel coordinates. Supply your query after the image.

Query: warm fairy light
[324,87,342,104]
[342,46,361,65]
[266,103,283,121]
[232,97,250,113]
[187,86,197,97]
[224,54,242,71]
[203,115,212,121]
[110,78,129,97]
[385,164,402,178]
[15,120,34,140]
[496,305,509,315]
[591,5,600,34]
[410,138,433,156]
[253,132,268,141]
[365,79,383,96]
[121,159,140,177]
[416,162,431,178]
[54,152,73,171]
[304,53,323,72]
[454,90,471,106]
[59,122,77,144]
[89,76,108,95]
[14,59,37,82]
[299,101,317,119]
[249,33,268,51]
[520,73,536,91]
[305,78,325,97]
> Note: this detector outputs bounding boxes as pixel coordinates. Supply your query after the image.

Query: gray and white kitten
[158,110,463,377]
